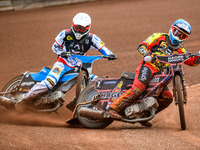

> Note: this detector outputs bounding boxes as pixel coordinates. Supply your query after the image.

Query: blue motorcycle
[0,54,115,113]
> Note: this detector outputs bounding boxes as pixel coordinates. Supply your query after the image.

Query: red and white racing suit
[110,33,200,113]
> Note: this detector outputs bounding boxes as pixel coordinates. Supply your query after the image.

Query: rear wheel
[174,75,186,130]
[76,82,113,129]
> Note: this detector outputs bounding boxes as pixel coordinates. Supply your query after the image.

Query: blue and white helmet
[169,19,191,45]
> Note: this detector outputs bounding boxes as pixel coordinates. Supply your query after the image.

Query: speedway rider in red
[16,12,116,112]
[107,19,200,126]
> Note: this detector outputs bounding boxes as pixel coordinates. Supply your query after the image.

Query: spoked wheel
[1,75,23,111]
[76,70,89,100]
[76,82,113,129]
[174,75,186,130]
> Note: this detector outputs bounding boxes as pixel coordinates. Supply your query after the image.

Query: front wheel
[174,75,186,130]
[76,82,113,129]
[76,70,89,100]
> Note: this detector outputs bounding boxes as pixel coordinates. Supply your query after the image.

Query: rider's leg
[16,61,71,111]
[156,86,173,114]
[107,61,158,120]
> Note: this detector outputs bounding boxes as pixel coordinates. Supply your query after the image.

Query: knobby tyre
[1,75,23,110]
[76,82,113,129]
[175,75,186,130]
[76,70,89,100]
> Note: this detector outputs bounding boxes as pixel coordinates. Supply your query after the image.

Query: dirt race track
[0,0,200,149]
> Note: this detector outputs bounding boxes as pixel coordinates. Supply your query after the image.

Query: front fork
[172,75,187,105]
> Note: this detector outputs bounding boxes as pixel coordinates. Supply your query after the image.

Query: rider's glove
[61,51,71,58]
[108,54,117,60]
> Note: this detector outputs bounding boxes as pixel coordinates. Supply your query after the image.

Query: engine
[124,97,159,119]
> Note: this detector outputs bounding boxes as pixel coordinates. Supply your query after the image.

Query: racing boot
[15,83,49,112]
[106,107,122,120]
[107,87,143,120]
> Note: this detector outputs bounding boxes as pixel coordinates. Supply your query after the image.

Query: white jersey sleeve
[52,30,66,55]
[91,34,113,56]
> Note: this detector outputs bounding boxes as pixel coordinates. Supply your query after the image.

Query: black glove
[61,51,71,58]
[108,54,117,60]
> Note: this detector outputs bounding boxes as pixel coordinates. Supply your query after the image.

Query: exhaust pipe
[78,107,104,120]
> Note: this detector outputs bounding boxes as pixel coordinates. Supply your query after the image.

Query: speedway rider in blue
[16,12,117,112]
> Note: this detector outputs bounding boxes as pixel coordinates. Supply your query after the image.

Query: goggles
[172,26,189,40]
[72,23,90,33]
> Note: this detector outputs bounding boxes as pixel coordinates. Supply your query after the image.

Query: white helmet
[71,12,91,40]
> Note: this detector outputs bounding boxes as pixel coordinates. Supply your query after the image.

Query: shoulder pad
[146,33,164,44]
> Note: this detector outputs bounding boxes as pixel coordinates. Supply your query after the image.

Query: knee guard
[44,62,65,90]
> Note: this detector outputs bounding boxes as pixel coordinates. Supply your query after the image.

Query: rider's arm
[52,30,66,56]
[90,34,114,56]
[179,47,200,66]
[137,43,150,57]
[184,53,200,66]
[137,33,167,58]
[137,33,161,57]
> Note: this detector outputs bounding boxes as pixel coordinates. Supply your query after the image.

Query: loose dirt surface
[0,0,200,149]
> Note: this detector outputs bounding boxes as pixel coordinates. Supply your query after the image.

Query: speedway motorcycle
[0,54,114,113]
[68,52,199,130]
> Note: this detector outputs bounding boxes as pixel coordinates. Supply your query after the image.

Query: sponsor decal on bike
[150,77,160,83]
[19,88,30,92]
[67,57,79,66]
[100,81,123,99]
[168,55,184,63]
[103,81,117,85]
[21,81,35,86]
[100,91,123,99]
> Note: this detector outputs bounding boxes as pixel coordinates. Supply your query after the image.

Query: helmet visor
[72,23,90,33]
[172,26,189,40]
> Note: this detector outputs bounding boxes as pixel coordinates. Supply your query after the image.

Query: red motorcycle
[67,52,199,130]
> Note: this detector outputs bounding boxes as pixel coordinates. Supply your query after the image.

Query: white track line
[186,83,200,88]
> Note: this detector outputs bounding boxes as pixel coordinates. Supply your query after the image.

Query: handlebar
[155,52,199,65]
[103,54,117,60]
[61,51,117,61]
